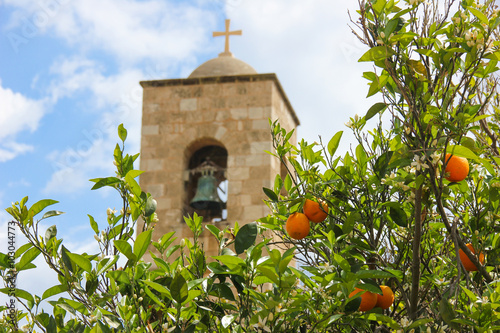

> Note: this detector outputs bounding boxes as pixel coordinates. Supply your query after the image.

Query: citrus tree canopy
[2,0,500,332]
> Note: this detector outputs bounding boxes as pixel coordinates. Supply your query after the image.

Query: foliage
[2,0,500,332]
[262,0,500,331]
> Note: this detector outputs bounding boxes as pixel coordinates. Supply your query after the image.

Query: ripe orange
[285,212,310,240]
[444,153,469,182]
[459,243,485,272]
[349,288,378,312]
[303,198,329,223]
[375,285,394,309]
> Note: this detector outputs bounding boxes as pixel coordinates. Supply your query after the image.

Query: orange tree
[261,0,500,331]
[2,0,500,332]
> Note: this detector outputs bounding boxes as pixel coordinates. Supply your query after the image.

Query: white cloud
[42,121,118,195]
[4,0,218,67]
[7,178,30,188]
[0,81,45,139]
[0,81,47,162]
[0,142,34,163]
[228,0,376,151]
[47,56,146,110]
[4,0,380,191]
[43,57,144,195]
[62,0,216,64]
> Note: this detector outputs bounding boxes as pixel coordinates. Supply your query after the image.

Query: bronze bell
[189,160,225,211]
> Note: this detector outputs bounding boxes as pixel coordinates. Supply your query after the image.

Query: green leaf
[103,314,122,329]
[42,284,68,300]
[60,245,73,273]
[62,298,89,315]
[333,253,350,272]
[284,174,293,192]
[144,197,157,217]
[118,123,127,142]
[439,297,460,330]
[235,222,257,255]
[326,314,343,325]
[406,318,433,330]
[126,169,144,179]
[114,240,137,262]
[28,199,59,219]
[0,253,10,268]
[66,252,92,273]
[41,210,64,220]
[143,286,164,307]
[278,247,296,274]
[365,102,387,121]
[45,225,57,243]
[343,212,359,235]
[358,46,396,62]
[374,151,394,179]
[15,243,33,258]
[345,298,361,313]
[125,171,143,198]
[274,174,283,193]
[328,131,343,156]
[356,270,395,279]
[212,255,246,271]
[107,270,130,284]
[415,174,426,189]
[367,80,380,97]
[486,50,500,61]
[96,255,119,275]
[16,246,41,271]
[460,286,477,302]
[356,144,367,166]
[0,288,34,304]
[133,229,152,259]
[408,59,427,75]
[205,224,222,241]
[384,269,403,282]
[446,145,478,160]
[383,202,408,227]
[170,274,188,304]
[262,187,278,202]
[371,0,387,14]
[257,266,279,285]
[362,313,402,330]
[468,6,489,24]
[95,321,112,333]
[88,215,99,234]
[211,283,236,302]
[90,177,121,190]
[221,314,237,328]
[358,282,382,294]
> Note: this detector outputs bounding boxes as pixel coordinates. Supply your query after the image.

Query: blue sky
[0,0,377,307]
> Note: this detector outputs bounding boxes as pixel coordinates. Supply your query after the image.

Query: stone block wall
[139,74,299,258]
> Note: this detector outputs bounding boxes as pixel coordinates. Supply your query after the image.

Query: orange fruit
[459,243,485,272]
[285,212,310,240]
[303,198,329,223]
[349,288,377,312]
[444,153,469,182]
[375,285,394,309]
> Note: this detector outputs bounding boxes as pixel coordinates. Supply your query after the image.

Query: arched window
[184,144,228,222]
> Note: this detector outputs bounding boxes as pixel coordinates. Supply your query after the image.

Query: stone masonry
[139,73,299,258]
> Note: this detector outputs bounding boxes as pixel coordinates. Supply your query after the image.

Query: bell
[190,172,224,210]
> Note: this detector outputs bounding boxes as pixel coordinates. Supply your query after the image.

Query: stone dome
[188,54,257,78]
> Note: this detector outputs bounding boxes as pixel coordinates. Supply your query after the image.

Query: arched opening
[184,143,228,222]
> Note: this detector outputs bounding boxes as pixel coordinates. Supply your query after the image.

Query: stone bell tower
[139,20,299,256]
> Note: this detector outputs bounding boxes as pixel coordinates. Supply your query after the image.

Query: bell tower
[139,20,299,256]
